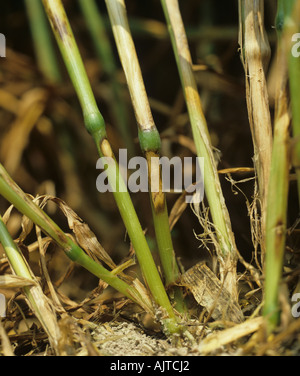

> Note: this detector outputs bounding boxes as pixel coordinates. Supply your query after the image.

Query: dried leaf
[197,317,263,355]
[169,179,203,231]
[238,0,272,216]
[0,88,20,114]
[35,226,65,313]
[2,205,14,224]
[14,195,36,243]
[181,262,244,323]
[129,279,155,315]
[0,88,49,175]
[34,195,116,270]
[218,167,254,175]
[0,275,36,289]
[169,191,189,231]
[25,282,62,354]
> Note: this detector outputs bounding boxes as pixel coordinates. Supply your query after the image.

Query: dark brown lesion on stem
[274,219,286,258]
[42,0,72,42]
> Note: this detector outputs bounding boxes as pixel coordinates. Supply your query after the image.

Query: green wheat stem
[150,198,186,313]
[0,216,33,281]
[263,0,294,333]
[42,0,179,332]
[42,0,106,143]
[105,0,186,314]
[263,109,290,332]
[95,143,178,311]
[281,0,300,203]
[160,0,239,299]
[78,0,135,156]
[24,0,61,83]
